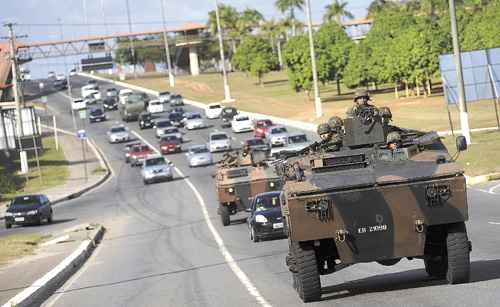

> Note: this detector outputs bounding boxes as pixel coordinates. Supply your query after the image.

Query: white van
[205,103,223,119]
[147,100,164,114]
[72,98,86,111]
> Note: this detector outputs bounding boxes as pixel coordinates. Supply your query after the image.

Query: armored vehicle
[215,149,282,226]
[279,106,471,302]
[120,94,145,122]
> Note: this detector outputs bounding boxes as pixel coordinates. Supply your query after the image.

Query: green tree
[282,35,313,93]
[236,8,264,36]
[232,36,278,85]
[275,0,304,36]
[462,1,500,50]
[324,0,354,24]
[207,4,240,54]
[343,42,374,89]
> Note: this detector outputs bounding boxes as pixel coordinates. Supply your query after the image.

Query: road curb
[0,129,113,220]
[466,172,500,186]
[1,224,105,307]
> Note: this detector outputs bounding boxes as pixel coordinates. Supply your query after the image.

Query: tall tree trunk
[427,79,432,96]
[416,81,421,97]
[336,79,341,95]
[291,8,296,36]
[277,39,283,70]
[231,39,237,54]
[405,81,409,98]
[259,73,264,87]
[395,83,399,99]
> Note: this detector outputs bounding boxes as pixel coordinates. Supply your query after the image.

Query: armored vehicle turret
[279,106,471,302]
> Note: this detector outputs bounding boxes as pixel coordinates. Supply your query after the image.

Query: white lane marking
[488,183,500,194]
[488,222,500,225]
[132,131,272,307]
[40,235,71,247]
[42,240,104,307]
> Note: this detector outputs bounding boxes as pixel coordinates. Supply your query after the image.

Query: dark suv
[4,195,54,228]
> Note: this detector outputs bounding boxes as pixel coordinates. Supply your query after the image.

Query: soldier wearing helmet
[387,131,402,151]
[347,89,375,117]
[316,118,343,153]
[317,123,332,142]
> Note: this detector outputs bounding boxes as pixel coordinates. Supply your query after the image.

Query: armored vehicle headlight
[269,182,276,188]
[228,187,235,194]
[255,215,268,223]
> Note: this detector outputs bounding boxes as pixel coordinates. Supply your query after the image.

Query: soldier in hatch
[347,89,375,118]
[387,131,402,151]
[316,117,343,152]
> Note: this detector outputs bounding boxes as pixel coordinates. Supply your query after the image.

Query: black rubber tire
[47,213,53,224]
[251,227,259,242]
[446,222,470,284]
[5,222,11,229]
[292,242,321,302]
[220,206,230,226]
[424,257,446,278]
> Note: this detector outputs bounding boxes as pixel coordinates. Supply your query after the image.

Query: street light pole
[160,0,175,87]
[82,0,90,37]
[59,19,77,131]
[125,0,137,78]
[100,0,109,36]
[214,0,233,103]
[4,23,24,136]
[448,0,471,144]
[305,0,322,118]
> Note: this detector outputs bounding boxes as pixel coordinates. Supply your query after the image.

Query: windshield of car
[289,135,307,144]
[90,109,103,116]
[209,104,221,109]
[165,128,179,134]
[157,121,171,128]
[257,120,273,127]
[169,113,182,120]
[111,127,126,133]
[151,101,162,106]
[104,98,116,104]
[162,136,179,142]
[272,127,287,134]
[211,134,228,141]
[236,116,249,122]
[223,108,236,114]
[248,139,265,146]
[145,158,166,167]
[159,92,169,96]
[191,146,209,154]
[11,196,42,207]
[255,194,280,211]
[187,114,201,119]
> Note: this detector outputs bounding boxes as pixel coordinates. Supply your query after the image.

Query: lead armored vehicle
[278,107,471,302]
[215,149,282,226]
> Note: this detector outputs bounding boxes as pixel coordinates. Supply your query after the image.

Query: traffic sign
[77,129,87,140]
[41,96,47,103]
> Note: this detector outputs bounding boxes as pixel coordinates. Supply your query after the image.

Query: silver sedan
[186,145,213,167]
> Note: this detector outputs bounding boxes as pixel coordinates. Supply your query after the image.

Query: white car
[71,98,86,111]
[47,71,56,79]
[148,100,164,114]
[119,89,134,104]
[208,132,231,153]
[158,91,171,103]
[56,73,65,81]
[155,119,173,138]
[107,125,130,143]
[81,84,99,98]
[205,103,223,119]
[186,145,213,167]
[83,89,101,100]
[231,115,254,133]
[265,126,289,147]
[183,112,206,130]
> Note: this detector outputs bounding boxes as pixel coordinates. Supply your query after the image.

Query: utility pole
[214,0,234,103]
[59,19,77,130]
[304,0,322,118]
[125,0,137,78]
[4,23,24,136]
[82,0,91,37]
[100,0,109,36]
[160,0,175,87]
[448,0,471,144]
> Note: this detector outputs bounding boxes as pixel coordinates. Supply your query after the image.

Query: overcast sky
[1,0,372,77]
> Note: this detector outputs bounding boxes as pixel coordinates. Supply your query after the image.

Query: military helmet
[379,107,392,120]
[328,116,343,131]
[387,131,402,144]
[354,89,369,101]
[317,123,331,136]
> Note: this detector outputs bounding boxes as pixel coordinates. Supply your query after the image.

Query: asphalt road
[4,76,500,306]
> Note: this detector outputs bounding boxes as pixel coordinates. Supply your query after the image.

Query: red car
[160,135,182,154]
[130,145,154,167]
[254,119,274,138]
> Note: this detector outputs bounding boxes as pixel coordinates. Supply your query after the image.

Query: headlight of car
[269,182,276,188]
[27,210,38,215]
[4,212,13,217]
[255,215,268,223]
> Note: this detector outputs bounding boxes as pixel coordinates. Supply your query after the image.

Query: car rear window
[211,134,228,140]
[157,121,171,128]
[90,109,103,116]
[111,127,126,133]
[209,105,221,109]
[236,117,249,122]
[146,158,166,166]
[257,120,273,127]
[272,127,287,134]
[247,139,265,146]
[289,135,307,144]
[191,146,209,154]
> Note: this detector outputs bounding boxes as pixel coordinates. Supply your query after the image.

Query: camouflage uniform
[316,118,343,153]
[347,89,375,118]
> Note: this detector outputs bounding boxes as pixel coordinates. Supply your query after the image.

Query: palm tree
[207,4,240,53]
[275,0,304,36]
[324,0,354,24]
[236,8,264,36]
[261,18,288,69]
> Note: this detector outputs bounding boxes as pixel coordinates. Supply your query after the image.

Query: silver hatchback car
[141,155,174,185]
[186,145,213,167]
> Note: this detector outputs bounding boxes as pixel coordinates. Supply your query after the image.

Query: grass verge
[0,234,48,265]
[0,137,70,202]
[121,71,500,132]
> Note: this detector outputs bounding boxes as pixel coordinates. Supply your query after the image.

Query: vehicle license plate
[273,223,284,229]
[15,217,25,222]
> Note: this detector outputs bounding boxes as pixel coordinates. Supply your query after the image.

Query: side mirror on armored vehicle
[456,136,467,152]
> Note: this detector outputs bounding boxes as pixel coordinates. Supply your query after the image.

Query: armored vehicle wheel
[445,222,470,284]
[220,205,230,226]
[292,242,321,302]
